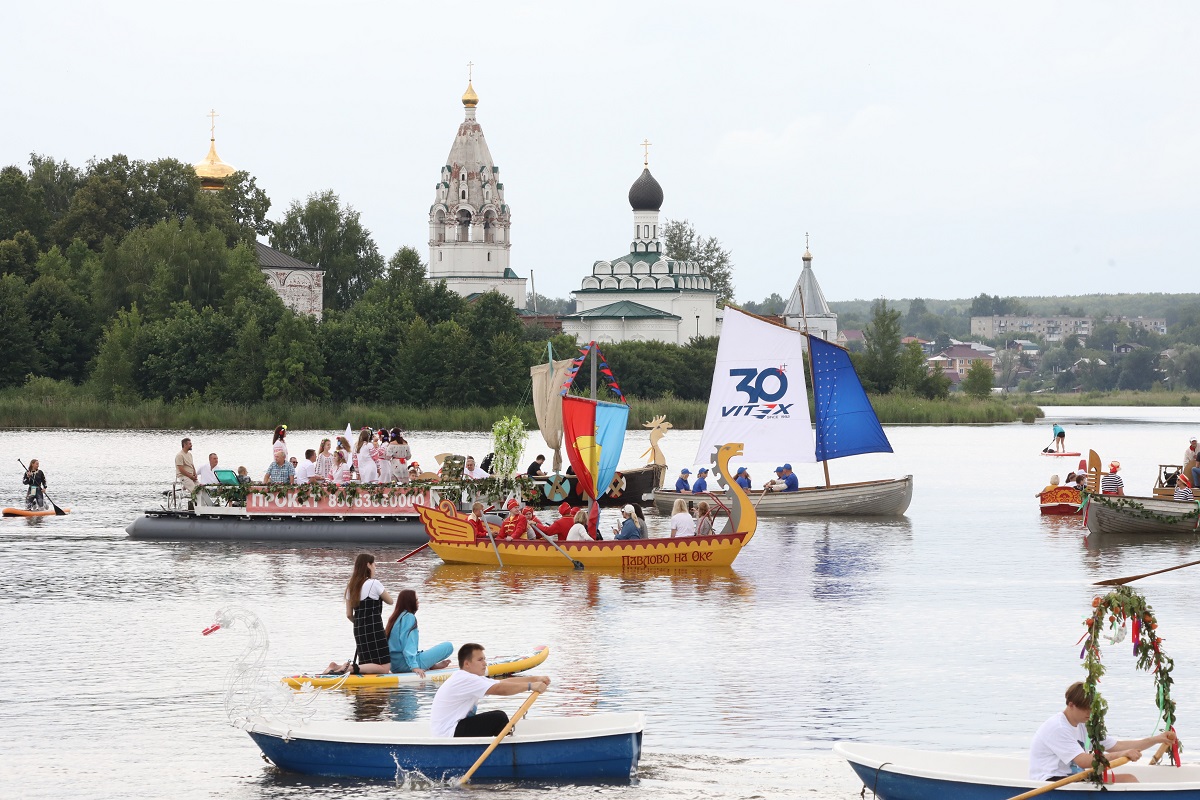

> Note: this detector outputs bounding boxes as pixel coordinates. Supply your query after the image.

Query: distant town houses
[970,314,1167,342]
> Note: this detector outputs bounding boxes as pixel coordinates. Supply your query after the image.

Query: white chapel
[425,79,526,307]
[561,155,721,345]
[782,238,838,346]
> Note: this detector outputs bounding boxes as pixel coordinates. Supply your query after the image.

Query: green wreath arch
[1080,585,1178,781]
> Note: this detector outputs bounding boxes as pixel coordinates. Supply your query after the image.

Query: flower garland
[1079,586,1179,782]
[197,476,536,508]
[1084,494,1200,527]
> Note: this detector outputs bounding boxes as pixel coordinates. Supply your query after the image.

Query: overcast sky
[4,1,1197,305]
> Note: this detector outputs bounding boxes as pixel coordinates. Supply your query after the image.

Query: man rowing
[1029,681,1175,783]
[430,643,550,737]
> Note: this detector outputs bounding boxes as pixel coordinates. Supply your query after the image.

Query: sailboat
[529,342,666,507]
[652,306,913,516]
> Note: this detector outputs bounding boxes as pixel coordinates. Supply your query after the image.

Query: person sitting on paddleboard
[23,459,47,510]
[674,468,691,492]
[1052,423,1066,453]
[530,502,575,541]
[430,644,550,738]
[1100,461,1125,496]
[1029,681,1175,783]
[384,589,452,678]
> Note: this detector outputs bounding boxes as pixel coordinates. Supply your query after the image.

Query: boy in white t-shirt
[430,643,550,738]
[1029,681,1176,782]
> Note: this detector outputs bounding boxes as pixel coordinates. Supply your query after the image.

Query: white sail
[694,307,815,465]
[530,358,575,472]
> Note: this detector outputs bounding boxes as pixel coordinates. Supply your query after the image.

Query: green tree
[262,312,330,401]
[388,246,426,292]
[0,230,40,282]
[87,305,146,400]
[1117,348,1158,391]
[742,292,785,315]
[662,218,734,306]
[861,299,903,393]
[962,360,994,399]
[26,274,97,381]
[271,190,384,310]
[0,274,37,387]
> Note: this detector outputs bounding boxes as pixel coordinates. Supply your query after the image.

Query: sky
[4,1,1198,305]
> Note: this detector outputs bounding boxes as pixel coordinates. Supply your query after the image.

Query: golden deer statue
[640,415,672,467]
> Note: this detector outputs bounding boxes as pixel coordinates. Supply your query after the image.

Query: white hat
[622,504,635,514]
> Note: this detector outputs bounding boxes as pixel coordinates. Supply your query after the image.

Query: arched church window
[461,189,467,200]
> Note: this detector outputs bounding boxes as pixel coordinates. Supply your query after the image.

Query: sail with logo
[654,306,913,516]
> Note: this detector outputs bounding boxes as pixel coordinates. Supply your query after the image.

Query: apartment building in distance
[970,315,1167,343]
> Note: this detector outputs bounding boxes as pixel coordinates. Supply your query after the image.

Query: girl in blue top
[385,590,453,678]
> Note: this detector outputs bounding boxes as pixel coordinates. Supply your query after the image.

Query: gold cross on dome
[208,109,219,139]
[805,231,810,249]
[467,61,474,81]
[641,138,652,167]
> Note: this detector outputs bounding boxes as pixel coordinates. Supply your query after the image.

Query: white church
[559,160,722,345]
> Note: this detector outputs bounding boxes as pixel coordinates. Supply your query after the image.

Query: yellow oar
[459,689,542,785]
[1006,757,1129,800]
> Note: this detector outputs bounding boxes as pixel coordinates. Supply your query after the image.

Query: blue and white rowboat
[837,743,1200,798]
[246,712,644,782]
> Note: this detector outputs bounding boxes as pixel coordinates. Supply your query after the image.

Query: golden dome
[194,139,236,189]
[462,80,479,108]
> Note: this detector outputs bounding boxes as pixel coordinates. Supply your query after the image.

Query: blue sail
[808,335,893,461]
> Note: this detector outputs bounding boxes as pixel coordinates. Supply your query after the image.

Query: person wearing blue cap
[781,463,799,492]
[692,467,709,494]
[735,467,751,491]
[674,468,691,493]
[764,466,785,492]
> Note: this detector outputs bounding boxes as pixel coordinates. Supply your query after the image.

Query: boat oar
[1094,559,1200,586]
[459,688,542,785]
[1150,738,1173,766]
[17,458,64,516]
[1005,757,1130,800]
[394,543,429,563]
[485,527,504,567]
[534,527,584,570]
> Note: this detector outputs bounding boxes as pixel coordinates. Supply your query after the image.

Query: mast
[796,235,831,488]
[588,341,598,517]
[530,270,538,315]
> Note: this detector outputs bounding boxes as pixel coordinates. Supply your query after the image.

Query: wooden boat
[562,463,666,508]
[282,645,549,690]
[419,442,759,570]
[126,485,437,544]
[662,306,912,518]
[1084,493,1200,536]
[836,742,1200,799]
[1038,486,1082,515]
[2,507,69,517]
[245,712,644,782]
[654,476,913,517]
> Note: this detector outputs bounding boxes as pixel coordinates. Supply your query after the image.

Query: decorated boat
[418,441,759,570]
[126,484,437,544]
[245,712,644,782]
[1081,450,1200,535]
[282,645,549,690]
[836,742,1200,799]
[530,343,665,508]
[653,305,912,517]
[1039,485,1083,515]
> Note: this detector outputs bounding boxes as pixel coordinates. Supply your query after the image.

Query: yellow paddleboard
[282,644,548,690]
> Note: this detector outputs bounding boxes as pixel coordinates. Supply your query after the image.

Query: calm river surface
[3,406,1200,798]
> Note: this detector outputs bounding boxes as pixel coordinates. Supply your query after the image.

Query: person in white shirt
[294,449,319,484]
[670,498,696,538]
[463,456,489,480]
[1029,681,1176,782]
[196,453,219,485]
[430,643,550,737]
[565,509,594,541]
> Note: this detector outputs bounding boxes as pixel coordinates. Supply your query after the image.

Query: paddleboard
[1040,452,1081,457]
[282,644,549,689]
[2,507,69,517]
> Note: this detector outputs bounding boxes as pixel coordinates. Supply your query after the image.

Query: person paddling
[1051,423,1066,453]
[23,459,47,510]
[430,643,550,737]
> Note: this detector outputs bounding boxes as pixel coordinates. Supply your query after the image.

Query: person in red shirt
[532,502,576,540]
[467,502,492,539]
[496,498,531,540]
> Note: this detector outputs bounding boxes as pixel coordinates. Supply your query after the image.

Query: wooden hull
[837,742,1200,799]
[556,464,665,507]
[1085,494,1200,536]
[126,509,428,544]
[653,476,913,517]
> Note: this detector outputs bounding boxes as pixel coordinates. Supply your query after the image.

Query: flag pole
[796,240,831,488]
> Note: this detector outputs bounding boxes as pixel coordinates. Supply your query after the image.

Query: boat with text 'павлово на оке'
[418,440,759,569]
[653,306,912,517]
[126,481,436,544]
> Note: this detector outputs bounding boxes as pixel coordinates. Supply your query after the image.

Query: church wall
[261,268,324,321]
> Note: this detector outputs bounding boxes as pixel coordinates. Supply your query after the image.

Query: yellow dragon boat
[417,442,758,570]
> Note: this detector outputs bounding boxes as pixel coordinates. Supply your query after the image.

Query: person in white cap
[614,504,644,539]
[1185,437,1199,489]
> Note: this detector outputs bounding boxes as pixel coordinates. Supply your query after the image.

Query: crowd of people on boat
[671,464,798,494]
[1037,435,1200,502]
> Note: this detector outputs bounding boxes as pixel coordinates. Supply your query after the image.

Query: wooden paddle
[485,527,505,567]
[394,543,429,563]
[1095,559,1200,586]
[1005,756,1130,800]
[534,527,584,570]
[17,459,64,516]
[459,688,542,785]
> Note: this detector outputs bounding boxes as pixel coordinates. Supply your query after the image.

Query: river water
[2,406,1199,798]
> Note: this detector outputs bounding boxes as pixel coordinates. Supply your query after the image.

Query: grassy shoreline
[0,393,1046,430]
[1014,390,1193,407]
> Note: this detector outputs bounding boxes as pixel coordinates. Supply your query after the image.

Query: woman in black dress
[342,553,394,675]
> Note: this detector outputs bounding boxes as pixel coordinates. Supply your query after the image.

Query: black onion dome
[627,168,664,211]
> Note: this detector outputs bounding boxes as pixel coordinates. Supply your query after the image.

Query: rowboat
[1084,494,1200,536]
[681,306,912,518]
[654,476,913,517]
[836,742,1200,798]
[419,441,759,570]
[282,645,549,689]
[1038,486,1082,516]
[245,712,644,781]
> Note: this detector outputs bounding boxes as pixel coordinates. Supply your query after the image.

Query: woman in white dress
[670,498,696,538]
[332,451,351,485]
[565,509,594,541]
[377,429,393,483]
[314,438,335,481]
[390,429,411,485]
[355,429,378,483]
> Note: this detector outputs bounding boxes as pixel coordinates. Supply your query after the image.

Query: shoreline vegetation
[0,389,1051,431]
